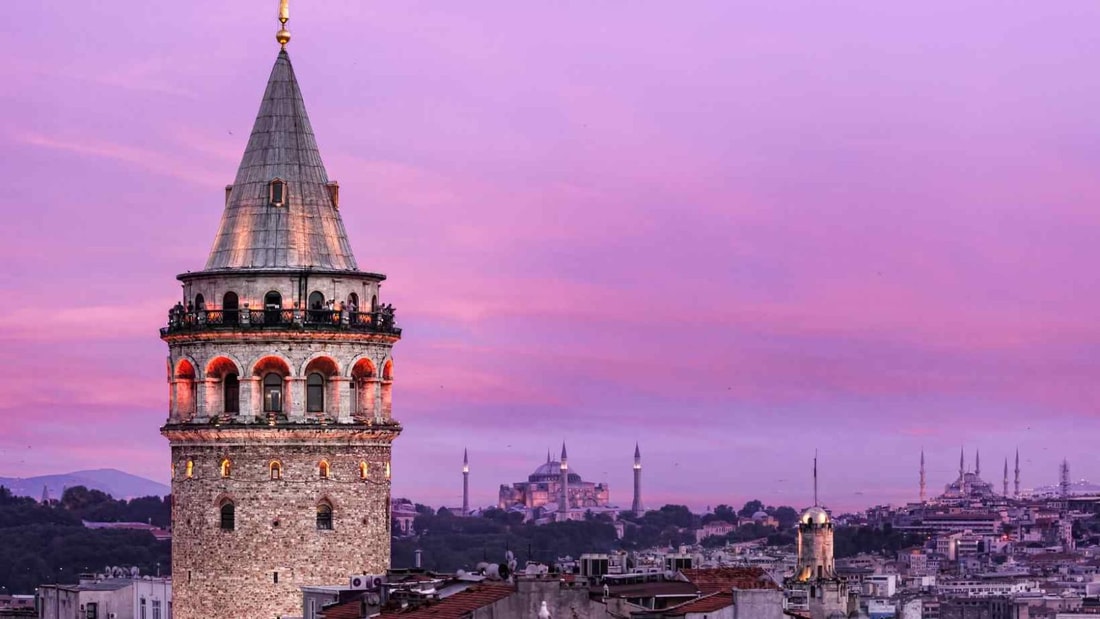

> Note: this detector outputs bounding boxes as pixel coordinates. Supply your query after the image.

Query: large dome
[529,461,583,483]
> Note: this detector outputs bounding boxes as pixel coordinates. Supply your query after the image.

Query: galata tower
[160,5,402,618]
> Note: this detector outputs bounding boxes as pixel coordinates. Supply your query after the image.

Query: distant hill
[0,469,169,500]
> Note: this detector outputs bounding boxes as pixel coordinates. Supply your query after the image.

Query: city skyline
[4,1,1100,513]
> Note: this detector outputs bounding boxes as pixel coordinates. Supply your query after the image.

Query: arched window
[371,294,378,312]
[306,373,325,413]
[347,292,359,312]
[270,461,282,480]
[263,373,283,413]
[220,459,232,478]
[384,462,391,480]
[264,291,282,325]
[316,502,333,530]
[223,292,239,324]
[185,460,194,479]
[319,460,330,479]
[307,291,325,323]
[359,462,369,479]
[223,373,239,414]
[219,500,235,531]
[269,178,287,206]
[194,294,205,312]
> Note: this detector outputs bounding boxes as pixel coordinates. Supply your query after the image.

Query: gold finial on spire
[276,0,291,48]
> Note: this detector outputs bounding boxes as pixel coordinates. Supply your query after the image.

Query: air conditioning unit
[349,574,384,590]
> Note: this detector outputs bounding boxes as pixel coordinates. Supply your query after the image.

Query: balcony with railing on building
[161,301,400,336]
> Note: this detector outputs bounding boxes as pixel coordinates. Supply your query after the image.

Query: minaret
[631,443,643,516]
[559,443,570,519]
[975,449,981,477]
[161,5,403,618]
[1003,458,1009,497]
[1061,459,1070,499]
[919,450,926,504]
[959,447,965,478]
[1014,449,1021,498]
[41,485,49,505]
[462,448,470,516]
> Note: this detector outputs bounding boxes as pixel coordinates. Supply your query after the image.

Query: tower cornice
[162,424,401,444]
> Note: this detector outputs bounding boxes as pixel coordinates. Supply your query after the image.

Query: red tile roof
[378,584,515,619]
[319,599,363,619]
[666,593,734,615]
[679,568,778,594]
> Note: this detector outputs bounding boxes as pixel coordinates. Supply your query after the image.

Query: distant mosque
[497,443,625,516]
[924,448,1021,503]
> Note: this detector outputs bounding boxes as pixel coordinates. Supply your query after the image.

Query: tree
[773,506,799,529]
[714,504,738,523]
[739,500,764,518]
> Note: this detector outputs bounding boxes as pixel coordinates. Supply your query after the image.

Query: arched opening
[347,292,359,313]
[252,356,291,420]
[381,360,394,421]
[185,460,194,479]
[371,294,378,312]
[264,291,282,325]
[304,356,339,419]
[206,356,241,418]
[316,501,333,530]
[174,359,197,422]
[223,292,239,325]
[219,500,235,531]
[307,291,325,323]
[223,374,239,414]
[194,294,205,312]
[263,373,283,413]
[220,459,232,478]
[359,461,369,479]
[350,358,377,420]
[307,373,325,413]
[384,462,391,480]
[270,461,282,480]
[319,460,330,479]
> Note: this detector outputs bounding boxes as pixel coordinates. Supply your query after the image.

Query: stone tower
[784,456,854,619]
[462,448,470,516]
[160,11,402,619]
[631,443,643,515]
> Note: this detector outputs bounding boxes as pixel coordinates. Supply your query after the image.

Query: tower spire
[462,448,469,516]
[559,442,570,520]
[975,449,981,477]
[1014,448,1021,498]
[632,443,643,516]
[276,0,291,48]
[959,447,965,477]
[813,450,819,507]
[919,449,926,504]
[1003,457,1008,497]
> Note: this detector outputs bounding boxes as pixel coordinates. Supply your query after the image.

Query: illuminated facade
[161,9,402,619]
[498,448,610,515]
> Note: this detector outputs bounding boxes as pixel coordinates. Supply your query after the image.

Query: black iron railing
[162,305,400,336]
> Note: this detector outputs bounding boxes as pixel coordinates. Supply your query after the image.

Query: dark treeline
[0,486,171,595]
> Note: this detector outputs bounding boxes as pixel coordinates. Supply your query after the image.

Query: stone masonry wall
[169,437,394,619]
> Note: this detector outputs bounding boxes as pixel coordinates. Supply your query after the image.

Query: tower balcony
[161,305,401,337]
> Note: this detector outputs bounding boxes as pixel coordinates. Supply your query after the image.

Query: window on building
[264,291,282,324]
[185,460,194,478]
[220,501,235,531]
[85,602,98,619]
[220,459,232,478]
[347,292,359,312]
[270,178,287,206]
[223,291,239,324]
[359,461,369,479]
[270,461,282,480]
[263,373,283,413]
[223,373,240,414]
[152,600,161,619]
[307,290,325,321]
[317,502,333,530]
[194,294,205,312]
[319,460,330,479]
[306,373,325,412]
[140,598,146,619]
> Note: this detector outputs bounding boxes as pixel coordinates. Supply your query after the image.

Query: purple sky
[3,1,1100,512]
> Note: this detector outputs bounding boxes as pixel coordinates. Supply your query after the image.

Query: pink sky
[3,1,1100,512]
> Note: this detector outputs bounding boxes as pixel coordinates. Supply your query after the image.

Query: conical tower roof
[204,50,358,272]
